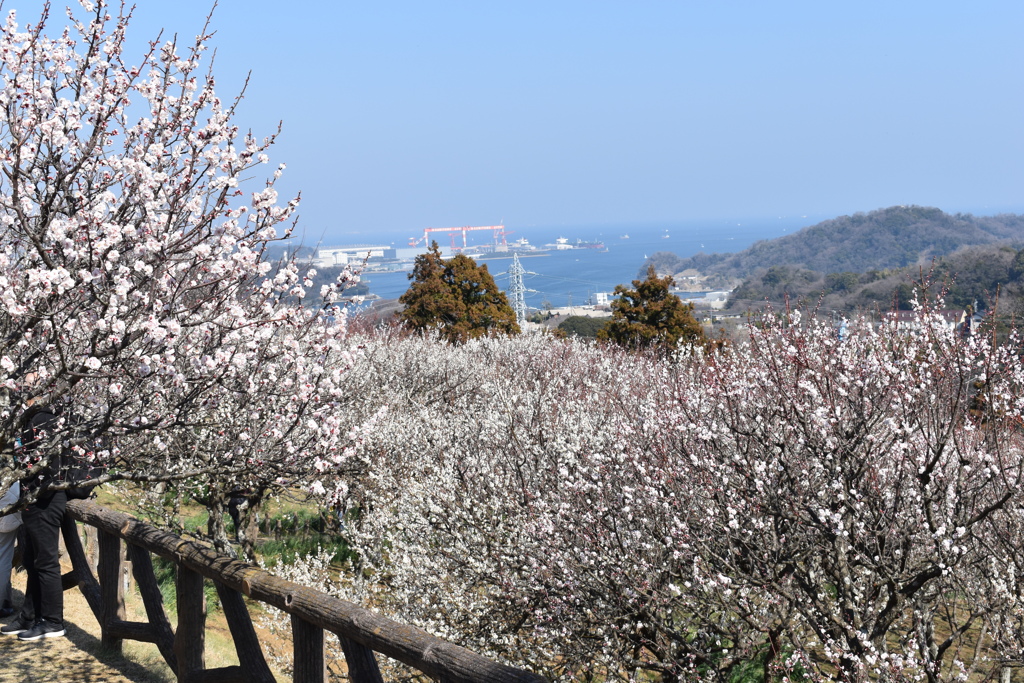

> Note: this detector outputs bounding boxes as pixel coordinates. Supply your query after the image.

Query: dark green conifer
[599,265,705,351]
[399,242,520,343]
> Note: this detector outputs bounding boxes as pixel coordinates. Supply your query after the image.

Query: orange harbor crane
[408,225,505,250]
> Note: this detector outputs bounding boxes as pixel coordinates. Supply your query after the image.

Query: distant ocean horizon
[341,216,825,309]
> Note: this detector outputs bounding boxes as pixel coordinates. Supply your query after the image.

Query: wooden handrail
[63,499,546,683]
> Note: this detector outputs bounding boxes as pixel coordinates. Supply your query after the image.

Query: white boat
[543,237,574,250]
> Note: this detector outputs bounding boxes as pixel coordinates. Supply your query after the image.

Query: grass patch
[255,507,356,569]
[151,556,221,616]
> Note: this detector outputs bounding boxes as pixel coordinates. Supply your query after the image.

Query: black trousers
[20,491,66,625]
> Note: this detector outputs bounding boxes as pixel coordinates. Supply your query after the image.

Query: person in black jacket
[0,480,21,618]
[0,407,67,641]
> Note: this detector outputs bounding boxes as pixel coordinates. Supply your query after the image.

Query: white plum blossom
[292,315,1024,682]
[0,0,359,563]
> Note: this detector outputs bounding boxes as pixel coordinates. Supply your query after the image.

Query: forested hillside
[645,206,1024,280]
[644,206,1024,313]
[727,244,1024,313]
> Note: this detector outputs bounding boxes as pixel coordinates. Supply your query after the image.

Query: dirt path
[0,561,171,683]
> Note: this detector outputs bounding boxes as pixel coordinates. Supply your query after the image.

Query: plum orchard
[2,4,1022,679]
[309,314,1024,682]
[0,2,358,554]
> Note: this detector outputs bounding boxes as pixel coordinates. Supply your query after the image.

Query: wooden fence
[62,499,546,683]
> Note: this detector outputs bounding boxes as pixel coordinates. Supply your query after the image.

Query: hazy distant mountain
[644,206,1024,280]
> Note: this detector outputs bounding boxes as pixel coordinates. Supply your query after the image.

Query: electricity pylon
[508,253,527,326]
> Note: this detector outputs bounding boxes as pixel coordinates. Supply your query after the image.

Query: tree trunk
[207,497,236,559]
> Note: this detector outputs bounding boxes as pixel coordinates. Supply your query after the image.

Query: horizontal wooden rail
[64,499,545,683]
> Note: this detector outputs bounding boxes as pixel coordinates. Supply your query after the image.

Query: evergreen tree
[599,265,705,351]
[399,243,520,343]
[557,315,611,339]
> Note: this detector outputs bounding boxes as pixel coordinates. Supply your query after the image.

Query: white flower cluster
[294,316,1024,681]
[0,3,361,540]
[0,5,1020,680]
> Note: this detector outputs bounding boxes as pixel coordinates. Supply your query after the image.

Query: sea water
[357,216,816,310]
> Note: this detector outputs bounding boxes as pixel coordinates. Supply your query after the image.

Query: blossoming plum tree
[304,311,1024,682]
[0,0,358,554]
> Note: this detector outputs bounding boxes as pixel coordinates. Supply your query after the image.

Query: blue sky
[13,1,1024,242]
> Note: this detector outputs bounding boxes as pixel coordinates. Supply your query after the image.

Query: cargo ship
[465,238,550,260]
[543,237,606,250]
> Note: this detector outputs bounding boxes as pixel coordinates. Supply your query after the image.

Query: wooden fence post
[214,580,276,683]
[98,530,126,653]
[60,515,102,619]
[337,632,385,683]
[292,614,326,683]
[175,565,206,681]
[127,543,178,675]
